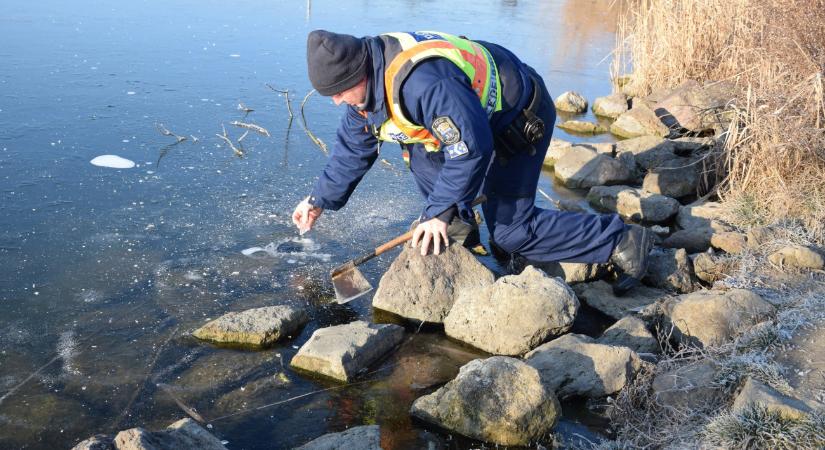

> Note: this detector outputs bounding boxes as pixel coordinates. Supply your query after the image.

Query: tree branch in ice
[300,89,328,154]
[156,123,187,143]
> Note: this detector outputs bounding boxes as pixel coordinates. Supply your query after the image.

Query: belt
[493,74,546,163]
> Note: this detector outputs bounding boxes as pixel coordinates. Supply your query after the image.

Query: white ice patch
[57,330,81,376]
[241,237,330,262]
[90,155,135,169]
[229,54,240,58]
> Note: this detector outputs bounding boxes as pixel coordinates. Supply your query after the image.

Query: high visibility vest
[375,31,503,152]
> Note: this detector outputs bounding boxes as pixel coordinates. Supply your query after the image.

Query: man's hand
[292,198,324,233]
[411,217,449,256]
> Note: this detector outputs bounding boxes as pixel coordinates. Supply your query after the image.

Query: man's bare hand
[411,217,449,256]
[292,198,323,233]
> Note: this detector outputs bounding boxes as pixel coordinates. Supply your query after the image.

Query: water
[0,0,623,448]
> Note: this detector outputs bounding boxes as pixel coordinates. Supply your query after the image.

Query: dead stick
[266,84,294,120]
[156,123,187,143]
[216,125,244,157]
[229,120,270,137]
[300,89,328,154]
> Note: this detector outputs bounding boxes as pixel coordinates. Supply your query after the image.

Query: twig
[237,130,250,143]
[190,135,199,143]
[266,84,295,121]
[237,102,254,113]
[229,120,270,137]
[156,383,206,423]
[156,123,187,143]
[300,89,328,154]
[216,125,244,157]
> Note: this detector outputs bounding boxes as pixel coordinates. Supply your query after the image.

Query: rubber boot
[610,225,654,296]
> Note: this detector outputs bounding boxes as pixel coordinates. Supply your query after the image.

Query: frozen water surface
[90,154,136,169]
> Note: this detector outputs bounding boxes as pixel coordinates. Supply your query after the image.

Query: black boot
[610,225,654,296]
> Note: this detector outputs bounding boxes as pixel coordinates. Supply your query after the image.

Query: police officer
[292,30,652,294]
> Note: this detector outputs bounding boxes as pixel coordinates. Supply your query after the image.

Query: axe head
[331,262,374,304]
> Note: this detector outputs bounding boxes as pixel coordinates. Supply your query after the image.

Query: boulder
[676,201,729,231]
[192,305,308,347]
[554,91,588,113]
[572,280,666,320]
[544,139,574,166]
[644,248,698,293]
[746,226,776,248]
[661,228,714,253]
[710,232,747,255]
[444,266,579,356]
[663,289,775,348]
[609,104,670,138]
[598,316,659,354]
[654,80,732,133]
[768,245,825,270]
[410,356,560,446]
[557,120,608,135]
[732,378,812,420]
[672,136,715,154]
[541,261,605,284]
[525,334,642,398]
[113,418,227,450]
[642,157,699,198]
[372,244,494,323]
[553,146,633,189]
[586,185,679,223]
[290,321,404,382]
[296,425,382,450]
[592,93,629,118]
[692,252,733,284]
[71,435,114,450]
[575,142,616,156]
[614,136,678,171]
[652,361,721,409]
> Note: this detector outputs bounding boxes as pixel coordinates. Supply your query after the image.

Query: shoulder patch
[445,141,469,159]
[431,116,461,145]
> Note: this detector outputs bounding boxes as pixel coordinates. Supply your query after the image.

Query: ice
[240,238,330,262]
[90,155,135,169]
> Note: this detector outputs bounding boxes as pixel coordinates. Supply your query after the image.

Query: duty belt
[493,74,546,163]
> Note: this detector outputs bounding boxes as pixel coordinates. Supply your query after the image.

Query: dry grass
[613,0,825,242]
[704,406,825,449]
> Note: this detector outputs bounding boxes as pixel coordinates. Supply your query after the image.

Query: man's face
[331,78,367,108]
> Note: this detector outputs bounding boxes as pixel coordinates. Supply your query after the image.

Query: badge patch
[445,141,469,159]
[432,116,461,145]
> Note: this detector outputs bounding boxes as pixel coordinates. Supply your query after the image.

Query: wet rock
[609,104,670,138]
[661,228,714,253]
[290,321,404,382]
[692,252,733,284]
[614,136,679,172]
[652,361,721,408]
[213,371,291,413]
[662,289,774,348]
[295,425,381,450]
[372,244,494,323]
[644,248,698,293]
[541,261,605,284]
[592,93,629,118]
[410,356,560,446]
[710,231,747,255]
[672,136,715,154]
[676,201,729,231]
[525,334,642,398]
[444,266,579,356]
[545,139,574,165]
[768,245,825,270]
[171,348,279,394]
[192,305,308,346]
[572,280,666,320]
[732,378,812,420]
[71,435,114,450]
[557,120,608,135]
[642,157,699,198]
[598,316,659,354]
[587,185,679,223]
[654,80,732,133]
[553,146,633,189]
[554,91,588,113]
[113,418,227,450]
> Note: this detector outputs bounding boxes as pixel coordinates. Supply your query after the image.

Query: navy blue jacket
[308,35,532,223]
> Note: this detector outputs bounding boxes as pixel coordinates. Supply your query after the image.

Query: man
[292,30,652,294]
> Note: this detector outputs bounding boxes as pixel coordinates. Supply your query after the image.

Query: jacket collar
[362,36,389,125]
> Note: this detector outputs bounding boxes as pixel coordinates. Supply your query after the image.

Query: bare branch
[237,130,250,143]
[266,84,295,120]
[229,120,270,137]
[300,89,328,154]
[237,102,254,113]
[216,124,244,157]
[156,123,187,143]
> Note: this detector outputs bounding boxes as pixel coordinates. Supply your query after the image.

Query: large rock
[525,334,642,398]
[614,136,678,171]
[732,378,812,420]
[192,305,308,346]
[557,120,608,135]
[444,266,579,356]
[544,139,574,166]
[661,228,714,253]
[644,248,698,293]
[372,244,494,323]
[652,360,721,409]
[410,356,560,446]
[609,104,670,138]
[654,80,732,132]
[71,435,114,450]
[672,136,715,154]
[768,245,825,270]
[587,185,679,223]
[598,316,659,354]
[676,201,729,231]
[692,252,733,284]
[710,232,747,255]
[113,418,227,450]
[572,280,666,320]
[553,146,633,189]
[290,321,404,382]
[554,91,588,113]
[662,289,775,347]
[541,261,605,284]
[296,425,382,450]
[642,157,700,198]
[592,93,629,118]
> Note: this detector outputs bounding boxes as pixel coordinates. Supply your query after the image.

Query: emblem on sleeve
[445,141,469,159]
[432,116,461,145]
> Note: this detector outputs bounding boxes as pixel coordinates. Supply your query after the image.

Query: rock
[592,93,629,118]
[542,261,605,284]
[768,245,825,270]
[290,321,404,382]
[372,244,494,323]
[609,104,670,138]
[572,280,666,320]
[525,334,642,398]
[614,136,678,171]
[544,139,574,166]
[672,136,715,154]
[192,305,308,347]
[586,185,679,223]
[652,361,721,408]
[553,146,633,189]
[661,228,714,253]
[732,378,812,420]
[295,425,382,450]
[444,266,579,356]
[114,418,227,450]
[575,142,616,156]
[654,80,732,132]
[554,91,588,113]
[746,226,775,248]
[710,232,747,255]
[650,225,670,235]
[692,252,733,284]
[71,435,114,450]
[557,120,608,135]
[213,372,292,412]
[663,289,775,347]
[676,201,729,231]
[598,316,659,354]
[644,248,698,293]
[642,157,699,198]
[410,356,560,446]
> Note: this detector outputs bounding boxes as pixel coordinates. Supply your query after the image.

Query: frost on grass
[703,405,825,450]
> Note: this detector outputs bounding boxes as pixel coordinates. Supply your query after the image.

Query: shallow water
[1,0,623,448]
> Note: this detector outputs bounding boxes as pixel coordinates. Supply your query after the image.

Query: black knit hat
[306,30,369,96]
